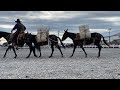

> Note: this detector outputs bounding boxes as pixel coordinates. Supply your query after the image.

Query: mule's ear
[64,29,68,32]
[67,29,68,31]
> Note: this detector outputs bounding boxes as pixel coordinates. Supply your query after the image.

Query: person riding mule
[9,19,26,49]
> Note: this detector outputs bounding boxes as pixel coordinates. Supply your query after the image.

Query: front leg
[34,45,41,57]
[70,44,77,57]
[80,45,87,58]
[12,46,17,58]
[33,46,38,57]
[26,46,33,58]
[3,45,11,58]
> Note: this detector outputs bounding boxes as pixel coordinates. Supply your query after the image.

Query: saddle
[17,31,26,47]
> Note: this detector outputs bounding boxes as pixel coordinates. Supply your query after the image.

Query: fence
[78,45,120,48]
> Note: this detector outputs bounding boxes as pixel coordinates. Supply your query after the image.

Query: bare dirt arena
[0,46,120,79]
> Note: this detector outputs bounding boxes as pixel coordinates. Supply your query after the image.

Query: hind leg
[55,44,63,57]
[49,44,54,58]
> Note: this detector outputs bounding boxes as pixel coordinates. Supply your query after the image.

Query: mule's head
[62,29,68,41]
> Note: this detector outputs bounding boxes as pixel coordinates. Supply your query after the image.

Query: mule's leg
[33,46,38,57]
[70,44,77,57]
[12,46,17,58]
[3,45,11,58]
[34,45,41,57]
[26,46,33,58]
[39,46,41,57]
[80,45,87,58]
[38,46,42,57]
[96,44,102,58]
[49,44,54,58]
[55,44,63,57]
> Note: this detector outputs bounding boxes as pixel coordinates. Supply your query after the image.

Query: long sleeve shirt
[12,23,26,32]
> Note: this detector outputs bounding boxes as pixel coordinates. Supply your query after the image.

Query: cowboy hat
[15,19,21,23]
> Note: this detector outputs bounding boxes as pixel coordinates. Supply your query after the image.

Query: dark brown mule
[23,33,65,58]
[62,29,110,58]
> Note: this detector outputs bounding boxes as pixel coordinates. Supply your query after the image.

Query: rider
[9,19,26,49]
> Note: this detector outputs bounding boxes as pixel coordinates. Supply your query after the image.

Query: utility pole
[108,28,111,44]
[58,30,60,37]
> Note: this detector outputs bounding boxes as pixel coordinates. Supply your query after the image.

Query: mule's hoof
[34,55,38,57]
[49,56,52,58]
[26,56,29,58]
[14,56,17,58]
[97,56,100,58]
[3,56,5,58]
[70,56,73,58]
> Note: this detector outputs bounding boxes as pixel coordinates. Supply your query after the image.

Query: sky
[0,11,120,44]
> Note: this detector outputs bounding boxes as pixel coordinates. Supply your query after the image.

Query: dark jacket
[12,23,26,32]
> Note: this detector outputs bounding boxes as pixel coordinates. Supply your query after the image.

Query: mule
[23,33,65,58]
[0,31,65,58]
[0,31,37,58]
[61,29,110,58]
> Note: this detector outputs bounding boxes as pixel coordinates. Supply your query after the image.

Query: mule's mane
[67,31,77,40]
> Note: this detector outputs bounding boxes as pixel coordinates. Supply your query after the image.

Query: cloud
[90,29,108,33]
[0,11,120,43]
[20,11,89,21]
[0,24,13,29]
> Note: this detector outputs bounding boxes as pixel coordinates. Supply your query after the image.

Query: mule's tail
[57,37,65,49]
[101,34,110,47]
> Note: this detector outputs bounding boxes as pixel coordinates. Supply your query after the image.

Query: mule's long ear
[64,29,68,32]
[66,29,68,32]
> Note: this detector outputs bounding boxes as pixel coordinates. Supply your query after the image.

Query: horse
[22,33,65,58]
[61,29,110,58]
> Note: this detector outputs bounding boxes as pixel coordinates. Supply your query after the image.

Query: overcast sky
[0,11,120,44]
